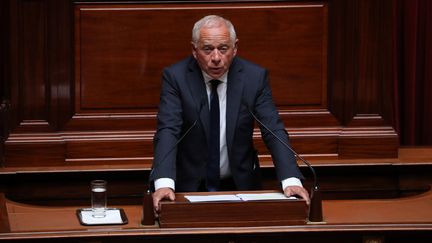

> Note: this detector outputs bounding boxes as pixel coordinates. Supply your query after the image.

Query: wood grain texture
[74,2,327,112]
[1,189,432,241]
[159,191,307,227]
[328,0,396,127]
[0,194,11,233]
[1,0,400,168]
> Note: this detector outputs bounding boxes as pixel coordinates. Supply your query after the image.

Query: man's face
[192,24,238,80]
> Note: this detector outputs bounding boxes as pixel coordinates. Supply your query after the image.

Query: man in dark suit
[150,15,309,211]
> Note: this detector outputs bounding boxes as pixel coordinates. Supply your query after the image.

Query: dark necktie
[207,79,221,191]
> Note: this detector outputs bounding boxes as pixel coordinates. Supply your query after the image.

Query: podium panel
[159,192,308,228]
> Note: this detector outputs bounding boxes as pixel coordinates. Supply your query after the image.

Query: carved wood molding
[2,0,400,168]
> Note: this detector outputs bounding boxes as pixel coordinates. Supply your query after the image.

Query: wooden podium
[158,191,308,228]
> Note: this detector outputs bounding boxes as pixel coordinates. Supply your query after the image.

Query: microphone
[143,99,206,225]
[242,101,323,222]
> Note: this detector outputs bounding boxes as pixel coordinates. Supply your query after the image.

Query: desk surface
[1,188,432,240]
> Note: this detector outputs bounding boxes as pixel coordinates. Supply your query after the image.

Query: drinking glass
[91,180,107,218]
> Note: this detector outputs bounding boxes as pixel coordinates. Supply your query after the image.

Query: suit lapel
[226,58,244,156]
[186,58,211,145]
[186,56,244,154]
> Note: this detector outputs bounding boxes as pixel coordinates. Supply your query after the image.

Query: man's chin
[208,71,223,79]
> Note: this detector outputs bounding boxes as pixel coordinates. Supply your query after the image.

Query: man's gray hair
[192,15,237,45]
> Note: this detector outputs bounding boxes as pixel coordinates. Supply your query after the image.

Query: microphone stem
[248,108,323,221]
[149,102,203,179]
[248,110,318,189]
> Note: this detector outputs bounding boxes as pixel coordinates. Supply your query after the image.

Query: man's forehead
[199,39,231,46]
[199,25,230,36]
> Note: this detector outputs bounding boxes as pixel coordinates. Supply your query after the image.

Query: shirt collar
[202,71,228,84]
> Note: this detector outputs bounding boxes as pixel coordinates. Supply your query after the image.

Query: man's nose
[211,49,221,63]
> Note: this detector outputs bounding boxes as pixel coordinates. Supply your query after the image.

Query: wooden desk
[158,191,308,228]
[1,189,432,242]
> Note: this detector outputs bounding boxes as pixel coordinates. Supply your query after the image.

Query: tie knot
[210,79,221,90]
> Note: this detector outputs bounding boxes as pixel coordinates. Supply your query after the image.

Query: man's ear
[233,39,239,56]
[191,42,197,59]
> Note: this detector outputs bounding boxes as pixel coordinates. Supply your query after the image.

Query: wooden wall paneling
[0,0,9,102]
[380,0,398,129]
[3,147,432,204]
[254,127,339,157]
[356,0,382,118]
[18,0,51,132]
[7,0,20,133]
[231,4,327,109]
[353,0,396,127]
[70,1,332,128]
[10,0,73,133]
[336,0,397,127]
[339,133,399,159]
[328,0,398,158]
[0,0,9,165]
[46,0,74,130]
[0,162,413,205]
[1,170,149,205]
[4,140,65,167]
[3,0,66,166]
[328,0,396,125]
[328,0,357,125]
[64,131,154,165]
[0,102,6,165]
[5,0,74,134]
[314,165,400,199]
[3,0,401,168]
[64,113,157,131]
[68,1,337,160]
[72,3,189,116]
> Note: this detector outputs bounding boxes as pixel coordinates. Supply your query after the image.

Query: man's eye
[202,47,213,54]
[219,46,229,53]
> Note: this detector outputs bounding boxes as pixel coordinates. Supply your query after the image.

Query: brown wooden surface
[1,147,430,173]
[159,191,308,227]
[0,193,10,233]
[1,188,432,240]
[1,147,431,206]
[324,187,432,224]
[74,2,327,112]
[1,0,400,169]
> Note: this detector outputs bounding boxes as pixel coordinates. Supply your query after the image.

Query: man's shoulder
[165,56,196,72]
[233,56,266,73]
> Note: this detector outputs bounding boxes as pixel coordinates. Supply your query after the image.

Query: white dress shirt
[154,71,303,191]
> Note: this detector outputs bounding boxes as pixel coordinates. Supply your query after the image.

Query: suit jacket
[150,56,303,192]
